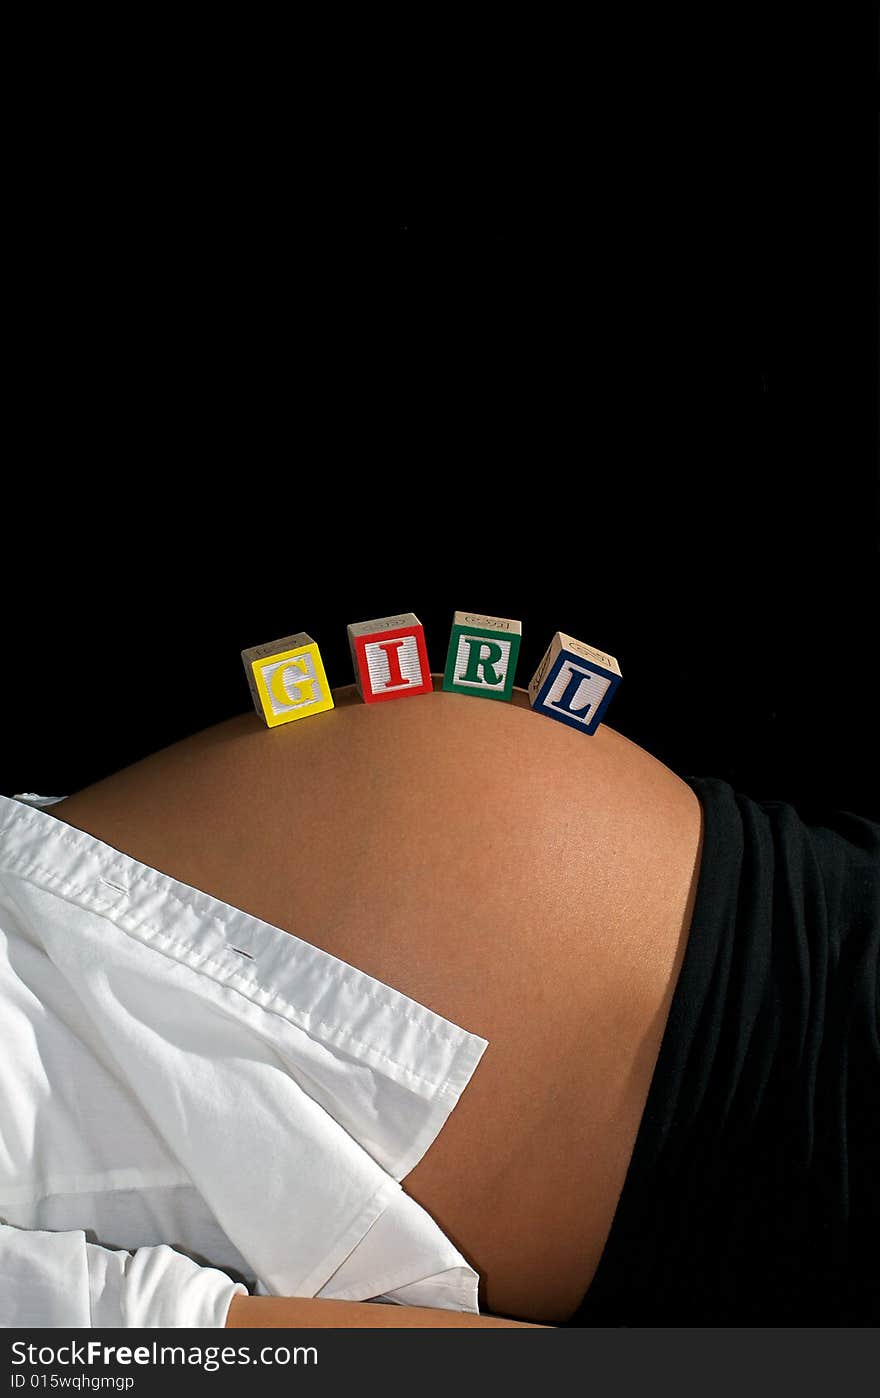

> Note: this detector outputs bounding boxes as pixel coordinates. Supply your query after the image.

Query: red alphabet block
[346,613,433,703]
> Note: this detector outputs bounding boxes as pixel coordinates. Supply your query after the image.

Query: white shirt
[0,793,488,1328]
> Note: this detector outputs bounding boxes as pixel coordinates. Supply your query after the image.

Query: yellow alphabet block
[241,632,335,728]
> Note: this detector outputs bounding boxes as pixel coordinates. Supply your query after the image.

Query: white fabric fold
[0,1224,248,1328]
[0,793,488,1327]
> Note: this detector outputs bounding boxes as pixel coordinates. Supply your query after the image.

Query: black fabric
[565,776,879,1326]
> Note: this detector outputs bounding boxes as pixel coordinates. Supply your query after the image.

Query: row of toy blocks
[241,611,622,735]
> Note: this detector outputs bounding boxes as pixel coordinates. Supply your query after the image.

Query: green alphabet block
[442,611,522,701]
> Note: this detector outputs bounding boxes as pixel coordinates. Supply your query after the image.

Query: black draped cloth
[566,777,879,1325]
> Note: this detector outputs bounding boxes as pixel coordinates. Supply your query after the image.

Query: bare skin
[224,1294,547,1327]
[45,679,703,1327]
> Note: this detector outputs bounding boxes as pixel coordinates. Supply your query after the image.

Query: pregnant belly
[46,682,703,1324]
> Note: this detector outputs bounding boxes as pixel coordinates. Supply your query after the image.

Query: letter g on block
[242,632,335,728]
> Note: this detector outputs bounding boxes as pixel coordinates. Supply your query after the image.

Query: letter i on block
[241,633,335,728]
[347,613,433,702]
[527,632,622,735]
[442,610,522,701]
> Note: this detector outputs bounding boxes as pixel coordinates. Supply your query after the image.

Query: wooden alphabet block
[527,632,621,735]
[241,632,335,728]
[346,613,433,702]
[441,610,522,701]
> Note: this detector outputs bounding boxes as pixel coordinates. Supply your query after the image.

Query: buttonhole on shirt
[228,946,255,960]
[99,877,128,895]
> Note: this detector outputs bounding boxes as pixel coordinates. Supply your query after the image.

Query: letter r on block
[442,611,522,701]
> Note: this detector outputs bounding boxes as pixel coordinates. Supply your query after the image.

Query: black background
[5,24,878,823]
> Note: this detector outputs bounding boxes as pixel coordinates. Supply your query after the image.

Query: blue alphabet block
[527,632,622,735]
